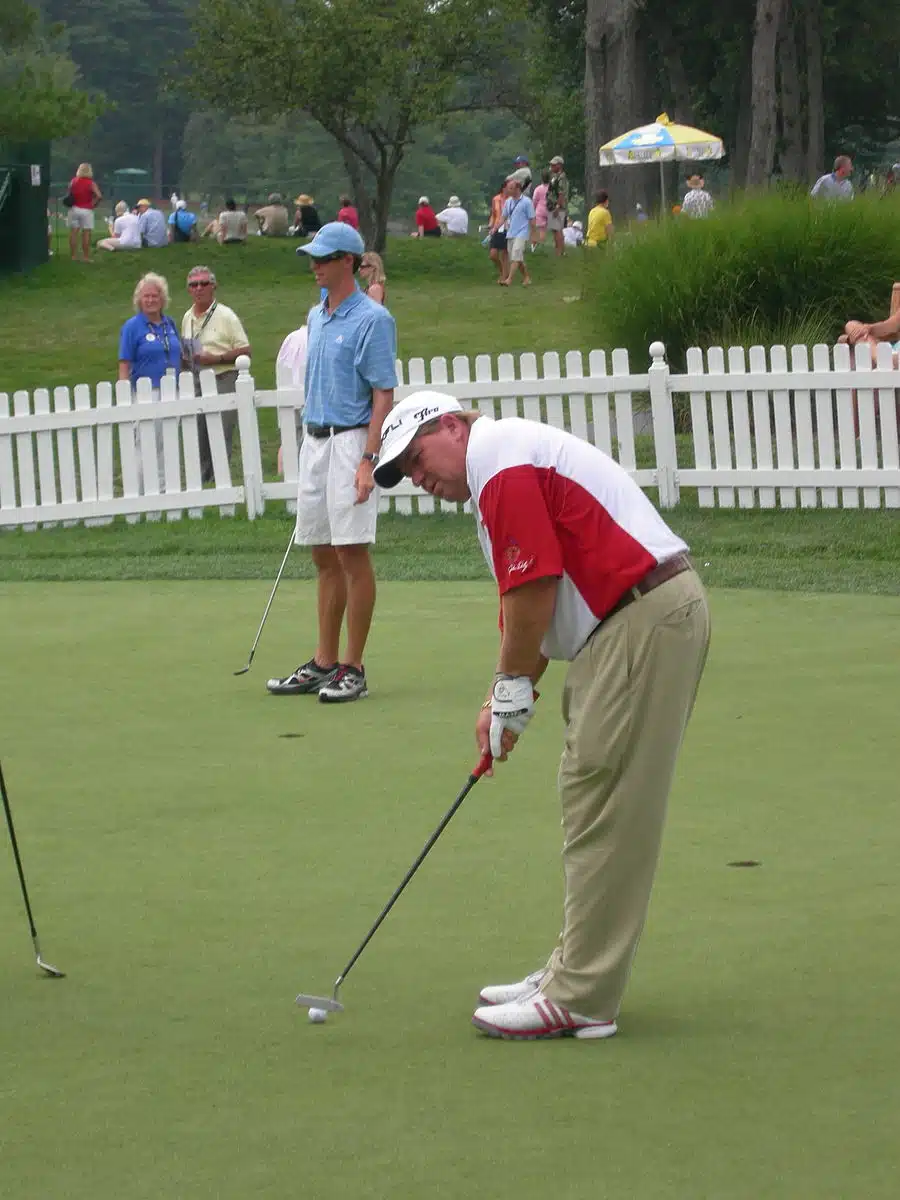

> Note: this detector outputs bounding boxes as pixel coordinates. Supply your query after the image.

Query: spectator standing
[168,199,199,243]
[359,251,387,304]
[531,169,550,249]
[180,266,251,484]
[681,174,714,218]
[545,156,568,256]
[586,190,613,246]
[266,223,398,705]
[292,194,322,237]
[254,193,290,236]
[373,394,710,1041]
[136,199,168,248]
[117,273,181,494]
[500,178,535,287]
[217,199,248,244]
[487,180,509,281]
[98,201,142,252]
[509,155,533,195]
[810,156,854,202]
[435,196,468,236]
[415,196,441,238]
[66,163,102,262]
[336,195,360,229]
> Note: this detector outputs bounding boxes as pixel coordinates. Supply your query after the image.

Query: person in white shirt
[374,392,710,1042]
[435,196,469,236]
[562,219,583,248]
[98,201,142,252]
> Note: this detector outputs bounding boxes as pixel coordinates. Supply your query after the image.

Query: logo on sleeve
[504,540,535,576]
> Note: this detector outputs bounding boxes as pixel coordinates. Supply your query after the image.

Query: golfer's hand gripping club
[489,675,536,759]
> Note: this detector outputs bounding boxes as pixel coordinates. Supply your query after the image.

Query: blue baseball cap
[513,154,529,164]
[296,221,365,258]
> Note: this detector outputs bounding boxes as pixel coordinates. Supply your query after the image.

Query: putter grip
[473,752,493,778]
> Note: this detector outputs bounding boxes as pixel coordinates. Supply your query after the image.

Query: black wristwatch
[362,452,379,464]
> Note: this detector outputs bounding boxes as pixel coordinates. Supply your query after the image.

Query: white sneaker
[478,968,547,1007]
[472,994,617,1041]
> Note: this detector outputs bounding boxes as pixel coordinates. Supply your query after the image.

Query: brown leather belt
[606,554,693,620]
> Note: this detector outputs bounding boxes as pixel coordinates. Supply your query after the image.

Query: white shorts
[294,426,377,546]
[508,236,527,262]
[68,206,95,231]
[546,210,565,233]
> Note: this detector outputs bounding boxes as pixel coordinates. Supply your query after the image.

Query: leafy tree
[42,0,194,191]
[186,0,513,248]
[0,0,104,143]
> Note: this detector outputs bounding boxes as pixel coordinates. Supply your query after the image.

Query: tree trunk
[777,2,804,182]
[804,0,824,181]
[746,0,785,187]
[585,0,646,217]
[731,53,753,190]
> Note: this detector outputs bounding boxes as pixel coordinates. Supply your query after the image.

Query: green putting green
[1,581,898,1199]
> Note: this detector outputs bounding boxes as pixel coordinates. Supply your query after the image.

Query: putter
[296,752,492,1015]
[0,761,65,979]
[234,525,296,675]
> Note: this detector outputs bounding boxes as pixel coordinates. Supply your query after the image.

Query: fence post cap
[649,341,666,364]
[236,354,251,374]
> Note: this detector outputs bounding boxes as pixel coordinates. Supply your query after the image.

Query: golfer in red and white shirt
[375,392,711,1041]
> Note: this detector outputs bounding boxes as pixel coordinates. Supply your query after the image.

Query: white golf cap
[374,391,463,488]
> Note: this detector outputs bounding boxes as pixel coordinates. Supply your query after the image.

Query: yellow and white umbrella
[599,113,724,209]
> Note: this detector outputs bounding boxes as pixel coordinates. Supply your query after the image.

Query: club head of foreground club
[295,992,344,1014]
[233,665,250,676]
[37,955,65,978]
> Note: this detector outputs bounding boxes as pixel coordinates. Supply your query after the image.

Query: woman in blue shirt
[117,272,181,496]
[118,272,181,387]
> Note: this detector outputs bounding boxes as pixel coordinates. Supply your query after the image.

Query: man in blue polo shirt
[500,177,535,287]
[267,222,397,704]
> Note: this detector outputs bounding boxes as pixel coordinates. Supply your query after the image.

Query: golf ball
[308,1007,327,1024]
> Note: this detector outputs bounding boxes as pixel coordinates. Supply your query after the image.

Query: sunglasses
[311,251,347,264]
[188,280,213,289]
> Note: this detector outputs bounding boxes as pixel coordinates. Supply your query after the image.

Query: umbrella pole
[659,159,666,213]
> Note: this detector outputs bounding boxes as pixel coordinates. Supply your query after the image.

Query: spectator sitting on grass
[336,195,360,230]
[562,218,583,248]
[168,199,199,243]
[214,198,247,244]
[255,193,290,236]
[136,199,168,248]
[435,196,468,236]
[414,196,441,238]
[98,201,142,252]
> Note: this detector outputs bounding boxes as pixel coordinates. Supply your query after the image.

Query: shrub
[586,192,900,369]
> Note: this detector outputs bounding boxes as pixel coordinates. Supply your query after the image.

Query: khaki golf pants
[542,568,710,1021]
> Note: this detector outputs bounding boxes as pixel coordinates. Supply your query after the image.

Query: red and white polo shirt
[467,417,688,661]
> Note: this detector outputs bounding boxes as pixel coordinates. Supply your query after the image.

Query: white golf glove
[489,675,535,759]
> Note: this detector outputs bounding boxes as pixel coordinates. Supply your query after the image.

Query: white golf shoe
[478,968,547,1007]
[472,992,618,1041]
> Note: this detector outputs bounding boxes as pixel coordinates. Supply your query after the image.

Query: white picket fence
[1,341,899,530]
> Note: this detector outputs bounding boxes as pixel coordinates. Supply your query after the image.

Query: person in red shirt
[414,196,441,238]
[67,162,103,262]
[375,392,710,1042]
[336,195,359,229]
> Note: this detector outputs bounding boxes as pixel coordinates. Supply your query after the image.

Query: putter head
[295,992,344,1014]
[233,666,250,676]
[37,956,65,979]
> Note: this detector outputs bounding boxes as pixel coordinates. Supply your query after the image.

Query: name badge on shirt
[145,333,157,342]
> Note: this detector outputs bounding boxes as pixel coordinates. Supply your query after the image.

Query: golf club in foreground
[0,760,66,979]
[296,752,492,1017]
[234,525,296,675]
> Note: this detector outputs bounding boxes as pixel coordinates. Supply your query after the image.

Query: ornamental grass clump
[586,191,900,369]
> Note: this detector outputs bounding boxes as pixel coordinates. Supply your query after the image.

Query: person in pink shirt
[530,168,550,250]
[336,195,359,229]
